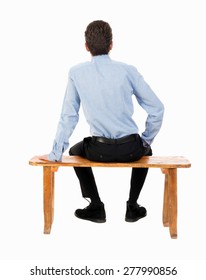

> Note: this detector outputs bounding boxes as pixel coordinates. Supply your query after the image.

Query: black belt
[92,134,138,145]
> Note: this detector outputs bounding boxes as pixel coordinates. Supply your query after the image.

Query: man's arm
[131,67,164,145]
[40,74,80,162]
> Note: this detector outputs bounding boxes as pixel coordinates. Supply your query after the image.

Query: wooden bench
[29,155,191,239]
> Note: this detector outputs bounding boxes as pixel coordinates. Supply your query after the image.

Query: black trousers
[69,134,152,203]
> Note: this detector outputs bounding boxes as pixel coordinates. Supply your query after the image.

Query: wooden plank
[29,155,191,168]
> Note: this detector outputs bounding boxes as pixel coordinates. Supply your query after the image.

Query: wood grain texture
[29,155,191,168]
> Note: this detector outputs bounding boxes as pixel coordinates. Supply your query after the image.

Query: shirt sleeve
[48,73,80,161]
[130,66,164,145]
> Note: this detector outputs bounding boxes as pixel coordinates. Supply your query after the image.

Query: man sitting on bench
[39,20,164,224]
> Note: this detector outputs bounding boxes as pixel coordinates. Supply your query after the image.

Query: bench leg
[168,168,177,239]
[162,173,169,227]
[43,166,55,234]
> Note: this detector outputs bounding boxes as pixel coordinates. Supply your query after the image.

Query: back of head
[85,20,113,56]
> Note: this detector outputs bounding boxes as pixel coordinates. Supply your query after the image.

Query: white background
[0,0,205,277]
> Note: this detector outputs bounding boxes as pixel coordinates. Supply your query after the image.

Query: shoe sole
[125,213,147,222]
[74,213,106,223]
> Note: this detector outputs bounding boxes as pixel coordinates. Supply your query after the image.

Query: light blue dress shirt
[48,55,164,161]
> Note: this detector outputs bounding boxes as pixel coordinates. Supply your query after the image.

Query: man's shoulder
[69,61,91,73]
[111,59,138,71]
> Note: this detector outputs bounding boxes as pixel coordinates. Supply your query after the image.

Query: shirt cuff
[48,151,62,162]
[141,138,151,147]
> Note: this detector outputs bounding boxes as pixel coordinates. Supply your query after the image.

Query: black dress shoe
[125,201,147,222]
[75,202,106,223]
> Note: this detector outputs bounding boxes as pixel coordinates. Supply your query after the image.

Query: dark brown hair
[85,20,113,56]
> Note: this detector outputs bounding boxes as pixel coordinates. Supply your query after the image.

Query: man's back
[69,54,163,141]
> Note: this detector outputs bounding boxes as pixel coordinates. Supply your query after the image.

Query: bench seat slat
[29,155,191,168]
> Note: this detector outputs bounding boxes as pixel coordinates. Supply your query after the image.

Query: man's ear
[109,42,113,51]
[85,42,90,52]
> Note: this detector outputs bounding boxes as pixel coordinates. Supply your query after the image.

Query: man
[40,20,164,224]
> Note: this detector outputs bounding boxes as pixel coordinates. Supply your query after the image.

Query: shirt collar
[91,54,111,63]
